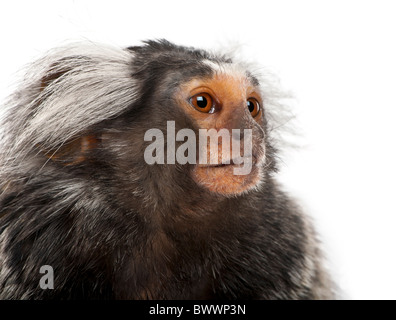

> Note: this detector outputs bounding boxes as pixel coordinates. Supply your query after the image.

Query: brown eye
[247,98,260,117]
[189,93,214,113]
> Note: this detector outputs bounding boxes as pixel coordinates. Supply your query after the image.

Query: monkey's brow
[246,71,260,86]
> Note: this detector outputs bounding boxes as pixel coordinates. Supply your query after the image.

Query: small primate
[0,40,334,299]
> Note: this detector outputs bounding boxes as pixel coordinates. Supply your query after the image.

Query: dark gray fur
[0,40,334,299]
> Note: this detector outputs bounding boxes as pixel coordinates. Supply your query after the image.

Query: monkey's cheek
[191,164,262,196]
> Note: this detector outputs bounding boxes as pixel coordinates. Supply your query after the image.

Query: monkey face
[172,65,267,196]
[112,55,269,199]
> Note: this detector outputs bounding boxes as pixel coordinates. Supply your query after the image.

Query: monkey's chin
[192,163,262,196]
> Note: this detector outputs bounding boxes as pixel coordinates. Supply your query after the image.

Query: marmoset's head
[2,40,277,204]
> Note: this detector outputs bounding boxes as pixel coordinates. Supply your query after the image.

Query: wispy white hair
[1,43,137,160]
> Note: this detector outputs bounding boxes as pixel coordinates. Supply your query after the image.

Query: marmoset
[0,40,334,299]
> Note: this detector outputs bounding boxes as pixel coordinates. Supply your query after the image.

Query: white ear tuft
[1,42,138,156]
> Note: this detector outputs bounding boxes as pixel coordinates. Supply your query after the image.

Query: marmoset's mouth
[191,154,262,196]
[197,155,257,168]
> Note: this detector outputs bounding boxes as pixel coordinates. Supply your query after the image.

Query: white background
[1,0,395,299]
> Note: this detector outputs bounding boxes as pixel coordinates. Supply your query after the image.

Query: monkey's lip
[197,155,257,168]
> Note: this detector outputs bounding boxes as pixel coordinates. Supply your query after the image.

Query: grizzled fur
[0,40,334,299]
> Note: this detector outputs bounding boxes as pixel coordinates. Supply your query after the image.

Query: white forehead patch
[203,59,251,84]
[202,59,263,102]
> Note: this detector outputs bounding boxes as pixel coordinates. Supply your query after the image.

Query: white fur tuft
[1,42,137,161]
